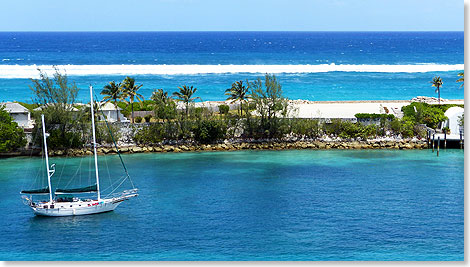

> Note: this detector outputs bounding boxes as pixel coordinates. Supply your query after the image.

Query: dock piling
[460,131,463,149]
[444,132,447,149]
[437,137,440,157]
[427,130,430,149]
[432,133,435,152]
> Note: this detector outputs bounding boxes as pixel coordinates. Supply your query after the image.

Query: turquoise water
[0,32,464,102]
[0,149,463,261]
[0,71,464,103]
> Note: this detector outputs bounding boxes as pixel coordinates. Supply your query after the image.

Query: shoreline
[8,139,434,158]
[3,97,464,158]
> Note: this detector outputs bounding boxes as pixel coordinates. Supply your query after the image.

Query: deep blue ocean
[0,31,464,102]
[0,150,463,261]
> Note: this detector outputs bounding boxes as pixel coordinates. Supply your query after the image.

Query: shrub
[48,128,83,149]
[133,123,164,144]
[192,120,227,144]
[0,107,27,152]
[96,122,121,144]
[400,117,415,138]
[134,116,143,123]
[192,107,211,119]
[325,119,345,136]
[247,102,257,111]
[355,113,395,120]
[118,100,155,117]
[337,121,360,139]
[290,119,322,138]
[218,104,230,115]
[325,119,377,140]
[401,102,447,129]
[390,118,401,133]
[388,117,416,138]
[154,100,177,121]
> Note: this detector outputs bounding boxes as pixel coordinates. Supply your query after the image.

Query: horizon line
[0,30,464,33]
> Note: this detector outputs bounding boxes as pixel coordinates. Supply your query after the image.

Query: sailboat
[20,86,138,216]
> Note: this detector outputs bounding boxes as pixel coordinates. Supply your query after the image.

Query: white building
[2,102,34,129]
[442,106,464,135]
[98,102,129,122]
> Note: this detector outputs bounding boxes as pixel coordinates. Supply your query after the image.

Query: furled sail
[55,184,98,194]
[21,187,50,194]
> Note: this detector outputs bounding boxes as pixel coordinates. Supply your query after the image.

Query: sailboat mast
[41,114,53,203]
[89,86,101,200]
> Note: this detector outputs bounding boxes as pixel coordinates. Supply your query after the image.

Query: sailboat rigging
[21,86,138,216]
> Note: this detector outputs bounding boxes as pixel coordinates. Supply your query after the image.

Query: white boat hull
[33,202,121,217]
[27,193,137,217]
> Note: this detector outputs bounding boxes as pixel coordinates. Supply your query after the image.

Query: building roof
[444,106,464,118]
[99,102,122,111]
[1,102,29,113]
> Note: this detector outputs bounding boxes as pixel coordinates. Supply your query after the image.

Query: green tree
[151,89,177,121]
[431,76,443,104]
[457,72,464,88]
[218,104,230,115]
[30,67,86,149]
[152,88,169,104]
[30,67,79,107]
[0,106,26,152]
[401,102,447,129]
[172,85,200,117]
[225,80,250,116]
[133,123,165,144]
[122,76,144,123]
[101,81,125,122]
[248,74,289,138]
[192,119,227,144]
[290,119,323,138]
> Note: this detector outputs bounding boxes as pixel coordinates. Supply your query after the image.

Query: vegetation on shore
[0,106,26,153]
[29,67,89,149]
[0,69,465,153]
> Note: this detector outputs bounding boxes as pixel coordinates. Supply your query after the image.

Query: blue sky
[1,0,463,31]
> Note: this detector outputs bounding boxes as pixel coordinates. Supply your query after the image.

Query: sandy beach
[192,97,465,119]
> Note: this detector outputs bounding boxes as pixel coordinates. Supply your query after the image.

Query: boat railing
[107,188,139,199]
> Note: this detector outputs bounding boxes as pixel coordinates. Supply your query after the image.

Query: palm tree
[225,80,250,116]
[122,77,144,123]
[151,88,177,122]
[457,72,464,88]
[172,85,200,117]
[430,76,443,105]
[151,88,170,104]
[101,81,125,121]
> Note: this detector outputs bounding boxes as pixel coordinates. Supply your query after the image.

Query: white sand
[290,101,408,119]
[291,99,463,119]
[193,99,464,119]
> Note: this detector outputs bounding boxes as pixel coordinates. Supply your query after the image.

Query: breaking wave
[0,64,464,78]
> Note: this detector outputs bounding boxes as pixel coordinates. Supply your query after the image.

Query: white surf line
[0,64,464,78]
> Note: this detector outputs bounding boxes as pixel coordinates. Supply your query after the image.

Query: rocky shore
[44,139,428,157]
